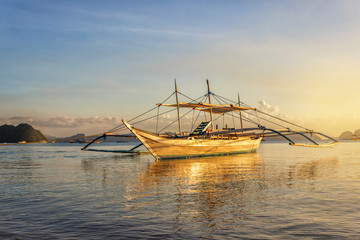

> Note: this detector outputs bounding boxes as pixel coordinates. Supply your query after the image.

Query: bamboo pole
[206,79,214,130]
[174,79,182,135]
[238,93,244,130]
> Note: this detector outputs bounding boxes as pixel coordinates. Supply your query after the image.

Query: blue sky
[1,0,359,136]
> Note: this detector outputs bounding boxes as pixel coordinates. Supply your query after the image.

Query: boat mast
[206,79,214,130]
[175,79,182,135]
[238,93,244,130]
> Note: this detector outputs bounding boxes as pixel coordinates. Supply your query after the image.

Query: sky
[1,0,359,137]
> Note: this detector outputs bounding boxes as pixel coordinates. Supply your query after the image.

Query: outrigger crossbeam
[203,126,338,147]
[81,133,149,154]
[258,127,338,147]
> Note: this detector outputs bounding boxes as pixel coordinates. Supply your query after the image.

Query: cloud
[0,113,188,136]
[257,100,291,121]
[257,100,280,115]
[0,116,126,137]
[0,116,33,126]
[0,116,123,128]
[120,27,216,38]
[256,102,360,137]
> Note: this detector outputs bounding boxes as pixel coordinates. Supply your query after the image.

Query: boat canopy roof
[157,102,255,114]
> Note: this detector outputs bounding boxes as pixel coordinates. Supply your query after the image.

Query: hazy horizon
[1,96,358,138]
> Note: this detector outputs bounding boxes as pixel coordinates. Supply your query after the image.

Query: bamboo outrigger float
[82,79,338,160]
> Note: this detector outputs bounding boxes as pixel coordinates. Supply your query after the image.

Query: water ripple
[0,143,360,239]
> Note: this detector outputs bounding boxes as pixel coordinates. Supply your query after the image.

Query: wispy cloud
[0,116,123,128]
[0,116,124,136]
[1,1,215,38]
[257,100,281,116]
[120,27,217,38]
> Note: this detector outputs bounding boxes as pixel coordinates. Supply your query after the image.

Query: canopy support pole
[207,79,214,130]
[175,79,182,135]
[156,105,160,134]
[238,93,243,130]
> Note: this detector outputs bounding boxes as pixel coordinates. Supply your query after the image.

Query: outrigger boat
[82,79,338,160]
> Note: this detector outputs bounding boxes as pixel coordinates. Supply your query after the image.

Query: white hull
[123,121,262,160]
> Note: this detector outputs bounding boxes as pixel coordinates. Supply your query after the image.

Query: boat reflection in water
[135,152,264,196]
[81,150,339,237]
[132,153,265,230]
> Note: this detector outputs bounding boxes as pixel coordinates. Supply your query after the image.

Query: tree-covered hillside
[0,123,47,143]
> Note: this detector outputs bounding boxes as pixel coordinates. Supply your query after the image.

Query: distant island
[48,133,87,143]
[48,133,138,143]
[339,129,360,140]
[0,123,48,143]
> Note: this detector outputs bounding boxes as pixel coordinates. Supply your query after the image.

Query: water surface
[1,142,359,239]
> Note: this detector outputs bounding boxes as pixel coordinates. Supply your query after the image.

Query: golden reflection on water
[135,153,264,192]
[80,152,340,232]
[132,153,265,229]
[80,153,339,194]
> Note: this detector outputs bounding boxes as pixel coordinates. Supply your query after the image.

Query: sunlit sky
[1,0,359,137]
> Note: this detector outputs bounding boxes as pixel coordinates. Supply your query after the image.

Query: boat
[122,120,262,160]
[82,79,338,160]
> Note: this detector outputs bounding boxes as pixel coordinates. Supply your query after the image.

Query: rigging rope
[211,94,259,126]
[106,91,176,133]
[158,107,195,133]
[213,93,305,130]
[178,92,208,103]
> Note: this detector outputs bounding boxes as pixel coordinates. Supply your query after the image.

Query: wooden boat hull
[123,121,262,160]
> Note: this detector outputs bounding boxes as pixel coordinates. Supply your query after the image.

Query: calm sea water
[1,142,360,239]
